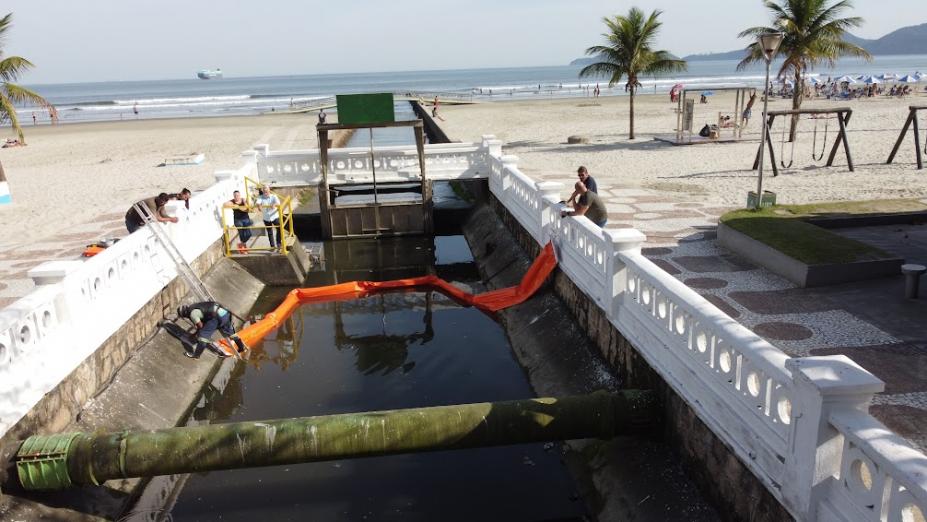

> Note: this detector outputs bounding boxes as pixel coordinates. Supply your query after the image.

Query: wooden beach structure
[886,105,926,170]
[655,85,753,145]
[752,107,854,177]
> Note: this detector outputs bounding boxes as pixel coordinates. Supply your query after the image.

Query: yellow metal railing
[222,177,296,256]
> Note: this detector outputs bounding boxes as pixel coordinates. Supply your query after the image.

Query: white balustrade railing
[256,141,492,187]
[0,154,256,440]
[2,134,925,522]
[478,134,927,521]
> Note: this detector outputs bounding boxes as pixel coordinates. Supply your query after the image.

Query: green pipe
[13,390,656,491]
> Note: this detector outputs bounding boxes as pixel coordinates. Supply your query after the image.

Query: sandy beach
[2,92,926,305]
[440,92,927,207]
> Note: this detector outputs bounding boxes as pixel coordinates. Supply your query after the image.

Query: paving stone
[672,255,755,273]
[606,223,634,229]
[701,294,741,319]
[754,321,814,341]
[675,202,704,208]
[685,277,728,289]
[635,202,677,211]
[635,212,664,220]
[810,343,927,395]
[869,405,927,452]
[651,258,682,275]
[729,289,840,314]
[0,282,6,292]
[604,203,636,214]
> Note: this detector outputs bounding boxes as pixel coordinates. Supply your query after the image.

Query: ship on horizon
[196,68,223,80]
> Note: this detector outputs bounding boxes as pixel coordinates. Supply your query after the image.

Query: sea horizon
[14,54,927,124]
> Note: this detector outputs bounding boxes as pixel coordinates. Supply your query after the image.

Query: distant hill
[570,22,927,64]
[681,22,927,62]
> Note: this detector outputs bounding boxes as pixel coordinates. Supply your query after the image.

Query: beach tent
[836,75,857,84]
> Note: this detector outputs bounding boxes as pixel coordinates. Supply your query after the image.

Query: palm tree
[0,13,53,145]
[580,8,686,140]
[738,0,869,141]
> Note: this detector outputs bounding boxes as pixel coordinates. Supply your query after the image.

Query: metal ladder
[133,202,214,302]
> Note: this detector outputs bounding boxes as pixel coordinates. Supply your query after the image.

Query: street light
[754,32,784,210]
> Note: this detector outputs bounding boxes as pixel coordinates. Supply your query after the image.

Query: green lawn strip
[718,198,927,265]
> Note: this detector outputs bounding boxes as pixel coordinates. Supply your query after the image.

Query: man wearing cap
[177,301,247,358]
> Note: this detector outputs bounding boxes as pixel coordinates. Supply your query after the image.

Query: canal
[168,234,588,521]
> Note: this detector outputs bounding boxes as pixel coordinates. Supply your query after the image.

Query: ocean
[18,55,927,124]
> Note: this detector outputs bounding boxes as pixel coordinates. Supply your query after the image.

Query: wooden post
[915,113,924,170]
[827,110,853,171]
[318,128,332,240]
[413,124,433,235]
[887,109,915,165]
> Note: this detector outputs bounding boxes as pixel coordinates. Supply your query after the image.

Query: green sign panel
[335,93,395,125]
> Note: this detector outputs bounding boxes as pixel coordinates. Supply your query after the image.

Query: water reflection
[334,291,434,376]
[247,315,304,372]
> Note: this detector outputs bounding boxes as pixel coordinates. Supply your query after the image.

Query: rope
[779,119,795,168]
[812,118,828,161]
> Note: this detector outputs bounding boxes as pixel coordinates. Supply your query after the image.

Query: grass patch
[718,198,927,265]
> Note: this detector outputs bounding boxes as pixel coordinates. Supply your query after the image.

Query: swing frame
[886,105,926,170]
[751,107,854,177]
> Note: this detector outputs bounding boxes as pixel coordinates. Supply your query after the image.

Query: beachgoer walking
[124,193,177,233]
[255,185,283,250]
[177,301,247,359]
[562,181,608,228]
[133,103,139,117]
[318,108,327,125]
[32,112,36,126]
[224,190,253,253]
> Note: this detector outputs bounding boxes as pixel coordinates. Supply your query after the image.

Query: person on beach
[562,181,607,228]
[124,193,177,233]
[32,112,36,125]
[224,190,253,253]
[318,108,327,125]
[255,185,282,250]
[567,166,597,207]
[743,91,757,126]
[177,301,247,359]
[133,103,139,117]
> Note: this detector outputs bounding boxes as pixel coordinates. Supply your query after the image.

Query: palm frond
[0,91,24,141]
[0,56,35,83]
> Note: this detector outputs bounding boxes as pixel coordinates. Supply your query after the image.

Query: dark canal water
[168,235,587,521]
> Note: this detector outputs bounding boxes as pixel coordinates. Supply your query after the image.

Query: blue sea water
[18,55,927,124]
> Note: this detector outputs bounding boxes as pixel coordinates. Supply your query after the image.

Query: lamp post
[754,32,784,209]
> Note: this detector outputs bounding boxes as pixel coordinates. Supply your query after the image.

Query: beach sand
[439,92,927,207]
[1,93,926,304]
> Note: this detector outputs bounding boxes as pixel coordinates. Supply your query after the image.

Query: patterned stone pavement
[0,205,130,308]
[561,181,927,450]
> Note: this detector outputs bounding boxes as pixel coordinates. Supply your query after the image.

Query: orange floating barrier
[234,242,557,349]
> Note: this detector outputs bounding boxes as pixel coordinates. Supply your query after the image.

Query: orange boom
[230,243,557,351]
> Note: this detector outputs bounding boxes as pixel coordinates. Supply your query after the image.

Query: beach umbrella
[700,90,714,96]
[808,77,824,85]
[855,75,866,80]
[897,75,918,83]
[861,76,881,85]
[915,72,926,81]
[836,75,857,84]
[876,73,897,81]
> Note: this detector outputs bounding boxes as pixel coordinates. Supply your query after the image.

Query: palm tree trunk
[789,69,804,142]
[629,88,636,140]
[0,159,5,183]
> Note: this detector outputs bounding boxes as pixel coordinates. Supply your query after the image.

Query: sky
[2,0,919,84]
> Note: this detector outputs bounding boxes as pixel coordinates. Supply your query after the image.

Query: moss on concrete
[719,199,927,265]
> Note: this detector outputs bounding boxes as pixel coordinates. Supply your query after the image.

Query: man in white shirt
[255,185,282,250]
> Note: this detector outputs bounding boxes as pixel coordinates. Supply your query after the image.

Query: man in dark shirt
[568,166,597,207]
[562,181,607,227]
[577,166,597,193]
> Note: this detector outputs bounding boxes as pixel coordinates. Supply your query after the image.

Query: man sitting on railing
[255,185,282,251]
[561,181,608,228]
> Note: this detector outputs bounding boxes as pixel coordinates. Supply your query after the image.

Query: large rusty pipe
[10,391,656,491]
